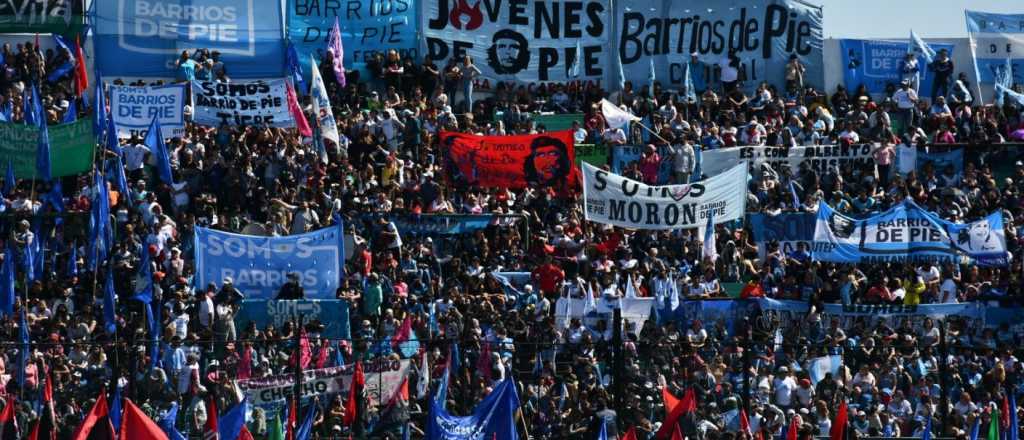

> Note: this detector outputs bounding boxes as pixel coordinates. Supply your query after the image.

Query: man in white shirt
[773,366,797,409]
[123,139,151,173]
[719,54,739,92]
[571,120,587,144]
[893,80,918,129]
[939,276,959,303]
[602,126,627,145]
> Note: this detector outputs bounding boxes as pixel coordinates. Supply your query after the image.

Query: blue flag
[22,86,36,126]
[133,249,154,304]
[684,62,697,102]
[105,113,122,155]
[23,225,37,282]
[295,403,317,440]
[46,61,74,83]
[103,268,117,333]
[67,243,77,277]
[144,116,173,184]
[219,398,249,440]
[158,402,186,440]
[148,298,161,370]
[428,378,520,440]
[450,342,460,375]
[435,366,449,410]
[87,171,112,270]
[42,181,64,213]
[1012,392,1019,440]
[0,245,14,317]
[970,412,981,440]
[36,124,52,180]
[61,100,76,123]
[17,309,28,386]
[3,160,12,197]
[109,156,129,198]
[93,78,106,138]
[110,385,123,431]
[53,34,75,62]
[0,100,11,122]
[597,419,608,440]
[286,40,307,95]
[789,180,802,209]
[922,415,931,440]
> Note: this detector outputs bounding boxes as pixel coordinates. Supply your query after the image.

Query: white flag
[569,40,582,78]
[809,355,843,384]
[417,352,430,399]
[310,55,340,146]
[600,98,640,130]
[583,282,597,316]
[624,274,639,299]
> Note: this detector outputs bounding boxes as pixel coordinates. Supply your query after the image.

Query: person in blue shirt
[175,51,199,83]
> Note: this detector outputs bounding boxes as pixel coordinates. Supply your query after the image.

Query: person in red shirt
[531,256,565,299]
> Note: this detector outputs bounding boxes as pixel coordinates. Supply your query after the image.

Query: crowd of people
[0,30,1021,440]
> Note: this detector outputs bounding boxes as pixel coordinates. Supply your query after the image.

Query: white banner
[108,84,186,140]
[236,358,410,408]
[701,144,876,178]
[555,297,653,336]
[420,0,610,86]
[582,162,747,229]
[965,10,1024,94]
[192,79,295,128]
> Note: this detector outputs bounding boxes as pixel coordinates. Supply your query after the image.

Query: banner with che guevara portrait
[441,130,578,189]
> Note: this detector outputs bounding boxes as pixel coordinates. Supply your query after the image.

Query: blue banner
[611,145,673,184]
[966,11,1024,87]
[813,200,1008,266]
[917,148,964,173]
[95,0,286,78]
[194,224,345,299]
[235,299,351,339]
[391,214,496,236]
[840,38,955,96]
[288,0,417,81]
[429,379,520,440]
[748,213,816,258]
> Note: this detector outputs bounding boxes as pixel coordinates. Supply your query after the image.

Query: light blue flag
[809,355,843,384]
[110,156,129,198]
[909,29,935,64]
[690,145,702,183]
[159,402,186,440]
[143,115,173,184]
[62,100,76,123]
[649,58,657,87]
[616,45,626,91]
[103,268,117,333]
[570,40,582,78]
[0,245,14,317]
[995,58,1015,107]
[399,330,420,358]
[684,62,697,102]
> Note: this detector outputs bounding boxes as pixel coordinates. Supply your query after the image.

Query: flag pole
[517,408,530,440]
[633,119,672,145]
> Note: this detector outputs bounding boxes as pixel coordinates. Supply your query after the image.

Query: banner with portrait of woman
[441,130,578,189]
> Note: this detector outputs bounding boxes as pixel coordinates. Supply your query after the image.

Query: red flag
[391,316,413,349]
[204,397,219,440]
[74,36,88,96]
[0,396,19,440]
[120,399,169,440]
[622,427,639,440]
[238,426,255,440]
[661,387,679,413]
[285,398,297,440]
[32,369,56,440]
[655,388,696,439]
[315,339,330,369]
[70,389,114,440]
[740,409,753,436]
[343,361,365,427]
[237,345,252,380]
[1002,395,1011,429]
[787,414,801,440]
[285,81,311,137]
[830,402,848,440]
[670,426,684,440]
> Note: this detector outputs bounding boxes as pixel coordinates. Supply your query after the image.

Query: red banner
[441,130,578,189]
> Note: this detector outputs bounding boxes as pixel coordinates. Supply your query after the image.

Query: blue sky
[819,0,1021,39]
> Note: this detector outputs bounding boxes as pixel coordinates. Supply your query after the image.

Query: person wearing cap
[893,78,918,130]
[215,277,244,305]
[773,366,797,410]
